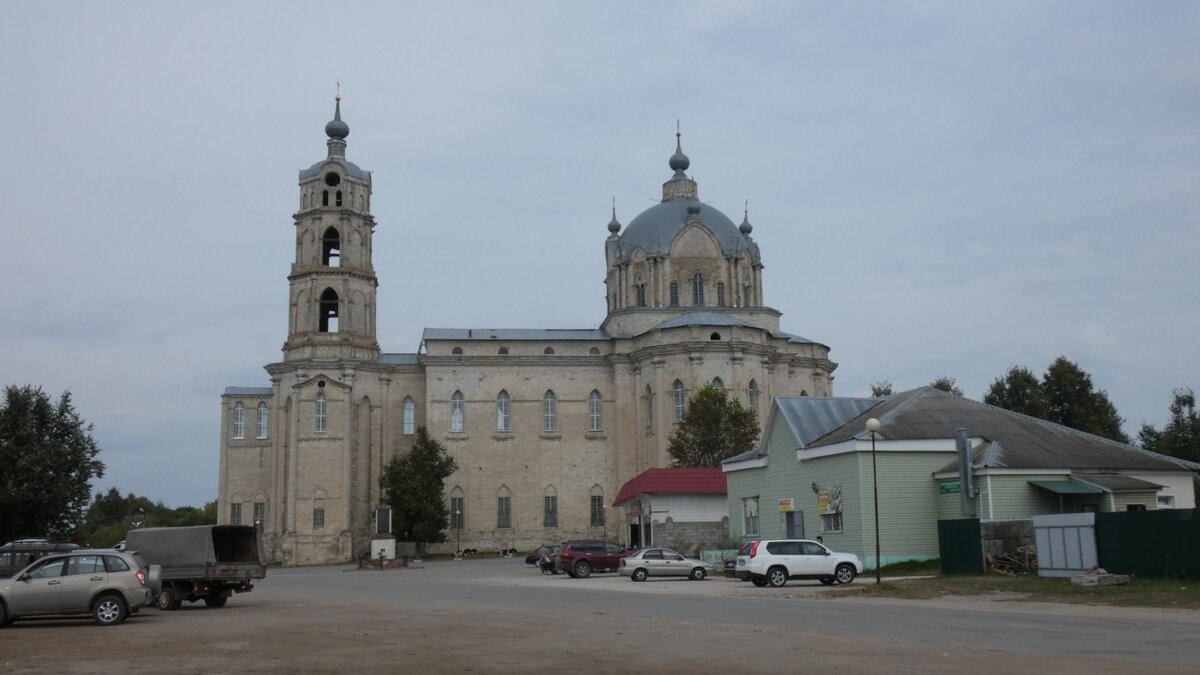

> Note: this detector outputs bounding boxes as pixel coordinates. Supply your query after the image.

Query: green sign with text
[939,480,961,494]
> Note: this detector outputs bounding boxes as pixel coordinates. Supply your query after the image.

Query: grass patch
[877,559,941,576]
[839,574,1200,609]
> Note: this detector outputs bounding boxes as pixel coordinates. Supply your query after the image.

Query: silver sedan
[618,548,714,582]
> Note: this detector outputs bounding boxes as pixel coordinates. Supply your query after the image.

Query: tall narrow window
[645,385,654,427]
[669,281,679,307]
[450,495,464,529]
[232,403,245,439]
[322,227,341,267]
[318,288,339,332]
[497,495,512,528]
[313,499,325,532]
[588,390,602,432]
[743,496,760,536]
[335,190,343,207]
[543,493,558,528]
[402,397,415,435]
[590,486,605,527]
[747,380,759,418]
[496,390,511,432]
[450,390,465,433]
[692,272,705,306]
[253,501,266,529]
[256,402,269,439]
[543,390,557,432]
[673,380,686,422]
[322,190,329,206]
[314,394,327,433]
[717,281,726,307]
[375,506,391,534]
[230,502,243,526]
[635,284,646,307]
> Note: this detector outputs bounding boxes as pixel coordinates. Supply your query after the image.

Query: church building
[217,98,838,565]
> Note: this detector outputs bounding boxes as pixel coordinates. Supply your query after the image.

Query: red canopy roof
[613,467,727,506]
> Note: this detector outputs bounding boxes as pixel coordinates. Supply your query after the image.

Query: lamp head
[866,417,881,433]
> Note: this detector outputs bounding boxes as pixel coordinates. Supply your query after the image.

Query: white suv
[735,539,862,587]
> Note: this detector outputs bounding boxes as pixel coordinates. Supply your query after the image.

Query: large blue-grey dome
[619,199,752,256]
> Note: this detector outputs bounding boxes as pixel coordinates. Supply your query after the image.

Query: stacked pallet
[1070,567,1130,586]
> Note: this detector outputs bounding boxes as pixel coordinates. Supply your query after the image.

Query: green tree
[870,381,893,397]
[667,384,760,468]
[380,427,458,554]
[983,366,1049,418]
[1138,388,1199,462]
[929,376,963,397]
[0,385,105,543]
[1041,357,1129,443]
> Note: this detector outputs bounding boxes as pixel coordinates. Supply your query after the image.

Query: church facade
[217,100,838,565]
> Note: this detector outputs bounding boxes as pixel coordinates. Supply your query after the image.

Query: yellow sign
[817,485,843,515]
[778,497,794,512]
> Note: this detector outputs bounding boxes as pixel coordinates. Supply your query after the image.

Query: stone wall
[650,517,730,557]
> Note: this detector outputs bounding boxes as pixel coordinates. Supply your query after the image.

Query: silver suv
[735,539,862,587]
[0,549,161,627]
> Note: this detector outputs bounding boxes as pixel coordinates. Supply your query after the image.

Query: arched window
[543,390,557,432]
[312,489,326,532]
[232,402,245,439]
[450,487,464,529]
[322,227,341,267]
[692,272,705,306]
[544,347,555,355]
[335,190,343,207]
[800,390,809,397]
[256,402,269,439]
[589,347,600,355]
[497,486,512,529]
[450,390,465,433]
[496,390,511,432]
[589,484,606,527]
[717,281,726,307]
[673,380,686,421]
[645,385,654,427]
[669,281,679,307]
[451,347,463,355]
[543,485,558,528]
[321,190,329,206]
[710,332,721,341]
[319,288,339,332]
[712,377,724,390]
[588,390,603,432]
[747,380,759,417]
[635,284,647,307]
[498,347,509,355]
[314,394,327,433]
[302,193,308,209]
[402,397,415,435]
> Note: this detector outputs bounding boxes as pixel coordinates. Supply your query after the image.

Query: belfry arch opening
[319,288,339,332]
[322,227,341,267]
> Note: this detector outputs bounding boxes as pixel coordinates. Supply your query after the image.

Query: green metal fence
[1096,508,1200,579]
[937,518,983,575]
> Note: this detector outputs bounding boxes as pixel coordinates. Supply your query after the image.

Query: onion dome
[668,131,690,176]
[740,203,753,235]
[607,201,621,234]
[325,96,350,139]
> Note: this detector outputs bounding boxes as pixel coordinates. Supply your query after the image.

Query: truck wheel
[158,585,182,611]
[203,594,228,608]
[93,594,128,626]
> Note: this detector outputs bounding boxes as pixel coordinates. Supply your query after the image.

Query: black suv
[555,540,632,578]
[0,540,80,578]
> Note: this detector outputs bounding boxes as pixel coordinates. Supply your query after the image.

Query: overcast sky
[2,2,1197,508]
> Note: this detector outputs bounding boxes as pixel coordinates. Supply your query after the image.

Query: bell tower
[283,94,380,361]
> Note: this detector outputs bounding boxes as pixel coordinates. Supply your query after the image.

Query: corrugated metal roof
[812,387,1200,472]
[1075,474,1164,492]
[377,353,419,365]
[223,387,273,396]
[772,331,819,345]
[1029,479,1103,495]
[774,396,885,448]
[651,312,755,330]
[613,467,727,505]
[422,328,609,341]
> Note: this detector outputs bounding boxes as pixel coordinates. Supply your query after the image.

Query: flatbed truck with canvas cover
[125,525,266,610]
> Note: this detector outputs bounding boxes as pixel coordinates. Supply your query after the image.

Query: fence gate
[1033,512,1096,577]
[937,518,983,575]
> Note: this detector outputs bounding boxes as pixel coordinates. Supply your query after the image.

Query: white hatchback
[735,539,862,587]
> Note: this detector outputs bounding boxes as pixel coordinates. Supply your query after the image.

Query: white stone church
[217,99,838,565]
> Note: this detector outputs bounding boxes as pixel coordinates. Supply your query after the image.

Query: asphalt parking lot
[3,557,1199,674]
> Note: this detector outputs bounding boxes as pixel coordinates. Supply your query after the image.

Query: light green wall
[1112,490,1157,512]
[977,475,1074,519]
[854,452,952,564]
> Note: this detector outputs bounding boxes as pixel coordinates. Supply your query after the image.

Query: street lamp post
[866,417,882,585]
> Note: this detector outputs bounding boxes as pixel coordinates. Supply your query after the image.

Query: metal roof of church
[377,353,419,364]
[223,387,273,396]
[613,467,727,505]
[422,328,609,341]
[651,312,756,330]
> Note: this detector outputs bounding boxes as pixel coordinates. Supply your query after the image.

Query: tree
[1138,388,1199,462]
[667,384,760,468]
[380,427,458,554]
[870,381,893,397]
[1041,357,1129,443]
[0,385,105,543]
[929,376,963,397]
[983,366,1049,419]
[81,489,217,546]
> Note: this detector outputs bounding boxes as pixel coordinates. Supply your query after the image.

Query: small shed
[614,468,728,553]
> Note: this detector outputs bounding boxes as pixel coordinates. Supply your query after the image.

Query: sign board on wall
[940,480,961,494]
[778,497,794,512]
[817,486,843,515]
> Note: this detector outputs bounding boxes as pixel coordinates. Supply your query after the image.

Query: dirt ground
[2,561,1198,674]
